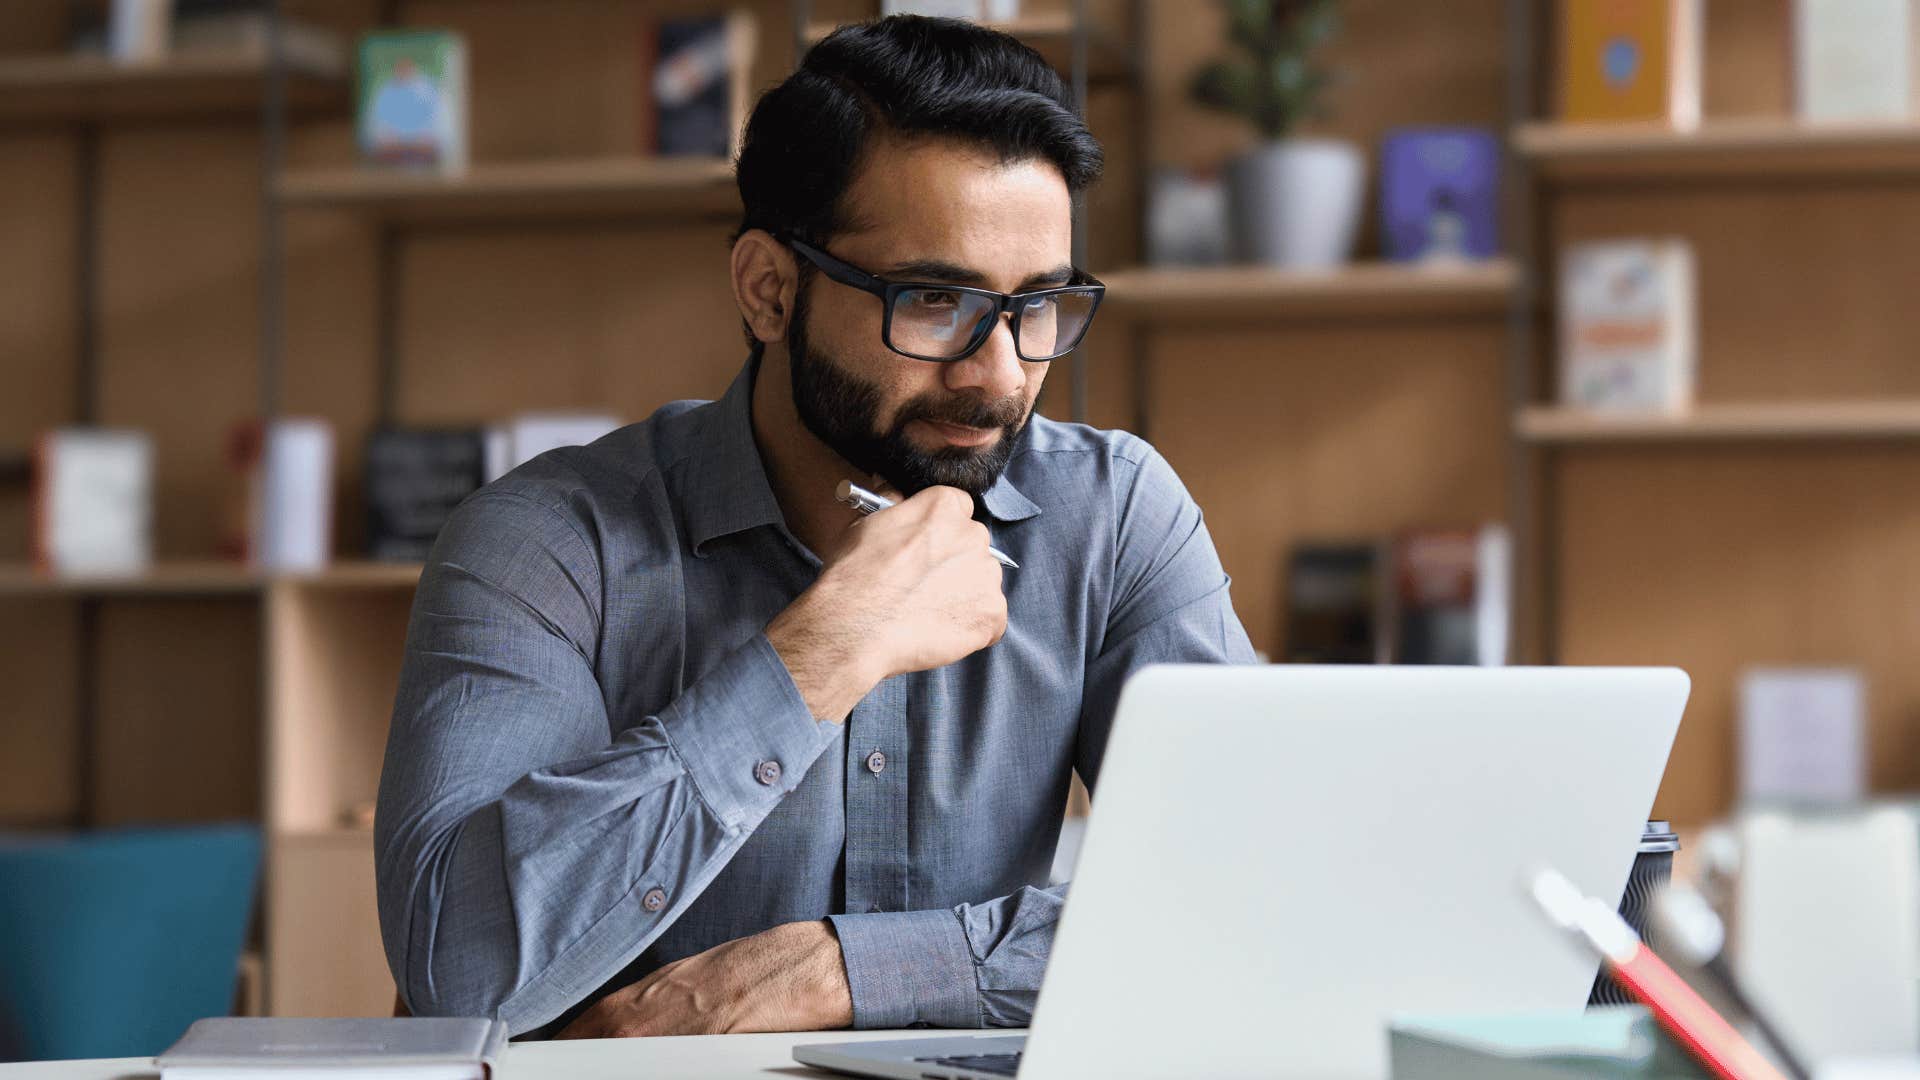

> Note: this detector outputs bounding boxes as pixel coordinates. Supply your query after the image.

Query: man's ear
[731,229,799,347]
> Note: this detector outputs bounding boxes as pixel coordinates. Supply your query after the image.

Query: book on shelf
[1378,127,1501,265]
[357,30,468,172]
[1390,525,1510,667]
[1283,542,1389,664]
[1740,667,1867,807]
[364,428,486,563]
[222,418,335,571]
[1556,0,1702,127]
[1557,238,1696,412]
[1792,0,1916,122]
[31,427,154,576]
[644,12,758,159]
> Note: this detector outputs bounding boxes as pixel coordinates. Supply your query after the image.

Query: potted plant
[1192,0,1362,268]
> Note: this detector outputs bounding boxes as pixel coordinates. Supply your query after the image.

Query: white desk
[0,1029,1009,1080]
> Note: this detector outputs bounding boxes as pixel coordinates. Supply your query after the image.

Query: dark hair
[734,15,1104,251]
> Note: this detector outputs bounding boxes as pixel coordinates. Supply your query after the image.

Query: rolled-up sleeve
[374,490,838,1036]
[826,443,1256,1030]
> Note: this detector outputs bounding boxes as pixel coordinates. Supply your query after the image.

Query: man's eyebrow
[881,259,1078,291]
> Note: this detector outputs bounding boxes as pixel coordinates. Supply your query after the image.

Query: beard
[785,287,1032,497]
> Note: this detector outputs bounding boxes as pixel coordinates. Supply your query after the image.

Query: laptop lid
[1018,664,1687,1080]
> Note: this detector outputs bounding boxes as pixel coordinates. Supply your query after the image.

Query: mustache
[894,392,1029,431]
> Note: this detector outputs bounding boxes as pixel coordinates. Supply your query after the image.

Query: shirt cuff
[828,908,981,1029]
[658,632,838,832]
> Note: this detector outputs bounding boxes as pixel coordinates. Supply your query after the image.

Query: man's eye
[1021,296,1052,314]
[908,290,961,309]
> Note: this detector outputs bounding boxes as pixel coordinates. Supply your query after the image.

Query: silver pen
[835,480,1020,570]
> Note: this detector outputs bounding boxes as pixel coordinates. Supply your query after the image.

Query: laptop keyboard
[914,1051,1022,1077]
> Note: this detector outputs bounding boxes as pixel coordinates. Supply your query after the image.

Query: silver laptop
[795,664,1688,1080]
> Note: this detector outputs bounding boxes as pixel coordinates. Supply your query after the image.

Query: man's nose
[945,314,1027,401]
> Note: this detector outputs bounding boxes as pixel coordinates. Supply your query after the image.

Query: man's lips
[916,419,1000,448]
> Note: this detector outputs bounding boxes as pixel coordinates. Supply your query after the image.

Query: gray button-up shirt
[375,359,1256,1038]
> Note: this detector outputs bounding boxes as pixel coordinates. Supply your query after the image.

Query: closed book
[222,418,335,570]
[1379,127,1501,264]
[651,12,757,157]
[1283,542,1388,664]
[357,30,468,172]
[364,428,486,563]
[1558,238,1696,412]
[1389,525,1509,667]
[157,1016,505,1079]
[1793,0,1916,121]
[1557,0,1702,126]
[31,427,154,576]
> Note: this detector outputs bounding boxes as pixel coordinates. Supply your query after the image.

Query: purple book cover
[1379,127,1501,262]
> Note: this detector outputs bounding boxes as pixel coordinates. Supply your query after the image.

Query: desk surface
[0,1028,1003,1080]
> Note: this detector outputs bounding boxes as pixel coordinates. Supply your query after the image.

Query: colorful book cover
[1558,238,1697,411]
[652,12,757,158]
[1379,127,1501,263]
[1557,0,1701,125]
[357,29,468,171]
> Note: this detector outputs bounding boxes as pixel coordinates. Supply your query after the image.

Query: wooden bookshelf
[0,50,344,125]
[804,13,1132,82]
[1101,259,1519,323]
[0,561,423,598]
[0,561,261,598]
[1518,402,1920,444]
[276,157,741,224]
[1514,119,1920,181]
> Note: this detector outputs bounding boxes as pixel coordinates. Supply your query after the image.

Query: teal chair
[0,823,261,1062]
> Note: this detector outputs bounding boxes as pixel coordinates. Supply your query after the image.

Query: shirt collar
[683,358,1043,554]
[685,360,787,556]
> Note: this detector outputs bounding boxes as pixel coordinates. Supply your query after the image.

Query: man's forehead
[834,136,1072,270]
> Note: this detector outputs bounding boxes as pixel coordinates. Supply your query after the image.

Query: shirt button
[642,887,667,912]
[755,759,782,786]
[865,750,887,775]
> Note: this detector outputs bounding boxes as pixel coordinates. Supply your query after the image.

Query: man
[375,15,1256,1041]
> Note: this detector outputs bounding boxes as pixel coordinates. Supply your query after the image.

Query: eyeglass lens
[889,288,1098,361]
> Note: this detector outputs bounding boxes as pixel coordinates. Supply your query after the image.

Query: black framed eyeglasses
[785,237,1105,363]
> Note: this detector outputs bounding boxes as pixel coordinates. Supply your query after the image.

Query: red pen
[1526,867,1790,1080]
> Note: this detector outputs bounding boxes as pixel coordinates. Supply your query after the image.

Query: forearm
[378,633,840,1035]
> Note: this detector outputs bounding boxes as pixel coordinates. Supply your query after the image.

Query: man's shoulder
[461,397,718,533]
[1009,413,1164,490]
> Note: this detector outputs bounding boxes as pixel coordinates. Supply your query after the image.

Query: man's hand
[554,919,854,1040]
[767,484,1008,721]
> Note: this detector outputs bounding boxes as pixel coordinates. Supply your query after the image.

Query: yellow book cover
[1558,0,1701,125]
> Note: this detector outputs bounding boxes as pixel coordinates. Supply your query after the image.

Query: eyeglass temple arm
[785,238,886,296]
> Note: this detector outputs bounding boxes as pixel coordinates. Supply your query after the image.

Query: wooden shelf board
[804,14,1131,81]
[0,49,345,124]
[1518,401,1920,444]
[0,560,424,597]
[1514,119,1920,181]
[277,562,423,590]
[276,157,741,224]
[1100,259,1519,322]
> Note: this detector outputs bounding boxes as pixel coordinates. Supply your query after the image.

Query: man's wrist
[766,585,882,722]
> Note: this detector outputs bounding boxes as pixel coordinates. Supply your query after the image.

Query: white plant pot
[1226,138,1366,268]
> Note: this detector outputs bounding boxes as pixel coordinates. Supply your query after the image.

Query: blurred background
[2,0,1916,1061]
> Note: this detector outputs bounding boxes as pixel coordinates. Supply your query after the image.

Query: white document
[1739,667,1866,805]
